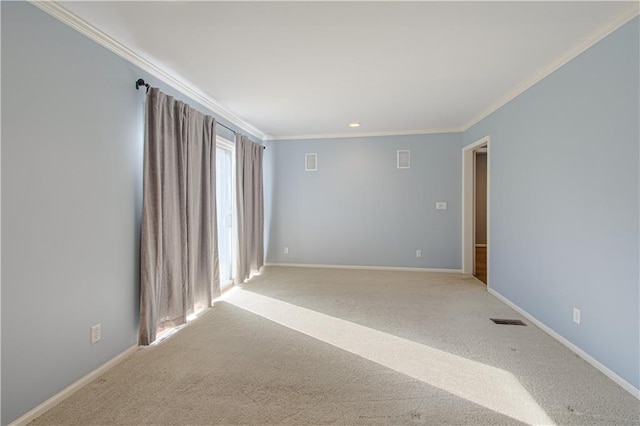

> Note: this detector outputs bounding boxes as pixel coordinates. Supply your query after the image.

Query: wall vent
[397,150,410,169]
[490,318,527,326]
[305,153,317,171]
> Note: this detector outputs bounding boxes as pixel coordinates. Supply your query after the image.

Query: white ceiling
[55,1,638,140]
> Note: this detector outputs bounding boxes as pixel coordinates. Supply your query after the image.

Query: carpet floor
[31,266,639,425]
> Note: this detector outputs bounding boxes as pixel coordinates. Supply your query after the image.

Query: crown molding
[29,0,269,141]
[462,3,640,131]
[29,1,639,141]
[267,127,463,141]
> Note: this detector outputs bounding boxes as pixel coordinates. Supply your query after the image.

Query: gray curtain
[140,88,220,346]
[235,135,264,283]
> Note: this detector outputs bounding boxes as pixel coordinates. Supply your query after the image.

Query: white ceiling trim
[29,1,639,142]
[30,0,269,141]
[269,127,462,141]
[462,3,640,132]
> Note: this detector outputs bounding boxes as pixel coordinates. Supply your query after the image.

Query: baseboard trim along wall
[488,288,640,400]
[9,345,139,426]
[265,263,462,273]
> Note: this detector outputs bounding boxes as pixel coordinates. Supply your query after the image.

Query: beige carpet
[31,266,639,425]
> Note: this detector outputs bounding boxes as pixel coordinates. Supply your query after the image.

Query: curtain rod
[136,78,265,149]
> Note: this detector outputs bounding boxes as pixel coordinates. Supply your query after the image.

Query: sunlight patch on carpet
[222,287,554,426]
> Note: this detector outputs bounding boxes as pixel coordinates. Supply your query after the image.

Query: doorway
[462,136,490,285]
[474,149,488,283]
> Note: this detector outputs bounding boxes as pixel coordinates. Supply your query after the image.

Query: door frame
[462,136,490,283]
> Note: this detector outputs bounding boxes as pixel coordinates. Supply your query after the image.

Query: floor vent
[490,318,527,326]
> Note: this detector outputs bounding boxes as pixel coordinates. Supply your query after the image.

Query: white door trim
[462,136,490,284]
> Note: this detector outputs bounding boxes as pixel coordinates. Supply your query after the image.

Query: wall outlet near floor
[283,247,289,254]
[91,324,101,344]
[573,308,581,325]
[416,250,422,258]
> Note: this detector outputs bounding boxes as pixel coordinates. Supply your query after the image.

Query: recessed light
[349,123,360,128]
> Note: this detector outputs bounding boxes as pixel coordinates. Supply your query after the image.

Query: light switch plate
[436,202,447,210]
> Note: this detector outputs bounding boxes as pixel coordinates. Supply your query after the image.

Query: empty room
[2,1,639,425]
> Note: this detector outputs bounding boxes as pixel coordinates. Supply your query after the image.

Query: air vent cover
[397,150,410,169]
[305,153,317,171]
[490,318,527,326]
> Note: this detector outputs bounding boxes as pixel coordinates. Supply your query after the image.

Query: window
[216,137,235,289]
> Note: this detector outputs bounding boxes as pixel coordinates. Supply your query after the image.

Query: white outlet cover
[91,324,101,344]
[284,247,289,254]
[573,308,581,325]
[416,250,422,258]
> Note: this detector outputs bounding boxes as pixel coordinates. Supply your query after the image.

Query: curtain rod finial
[136,78,150,93]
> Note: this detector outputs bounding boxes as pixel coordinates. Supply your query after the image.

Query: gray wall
[475,153,487,245]
[1,3,252,423]
[464,17,639,389]
[264,133,462,269]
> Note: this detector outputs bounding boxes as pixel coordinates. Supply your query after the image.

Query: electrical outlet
[284,247,289,254]
[573,308,581,325]
[416,250,422,258]
[91,324,101,344]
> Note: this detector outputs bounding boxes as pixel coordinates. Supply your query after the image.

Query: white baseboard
[487,288,640,400]
[9,344,139,425]
[265,262,462,273]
